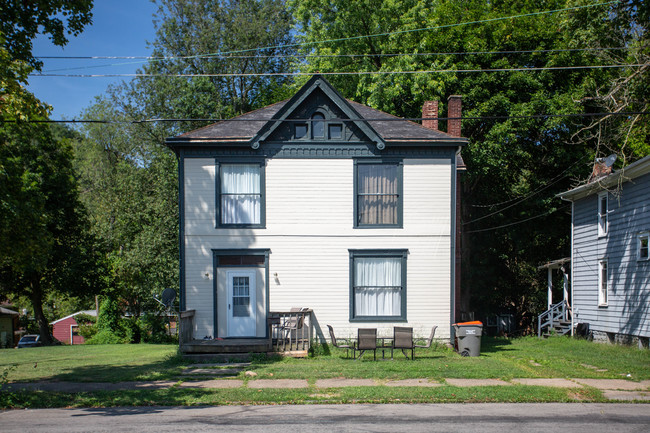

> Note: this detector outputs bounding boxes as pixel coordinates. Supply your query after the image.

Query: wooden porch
[179,309,313,358]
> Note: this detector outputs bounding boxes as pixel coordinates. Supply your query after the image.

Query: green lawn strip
[1,344,181,382]
[0,385,607,409]
[2,337,648,387]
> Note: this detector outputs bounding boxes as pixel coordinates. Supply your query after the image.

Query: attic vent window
[295,123,308,139]
[329,124,343,139]
[311,113,325,138]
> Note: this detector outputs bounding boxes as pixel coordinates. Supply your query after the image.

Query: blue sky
[27,1,159,119]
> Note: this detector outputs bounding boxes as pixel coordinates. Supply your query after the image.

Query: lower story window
[350,250,407,320]
[598,259,608,307]
[638,232,649,261]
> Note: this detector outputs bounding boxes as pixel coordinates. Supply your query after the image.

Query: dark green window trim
[349,249,408,322]
[353,159,403,229]
[212,249,271,338]
[215,159,266,229]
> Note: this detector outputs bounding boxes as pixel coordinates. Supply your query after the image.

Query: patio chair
[414,325,438,358]
[392,327,414,360]
[355,328,377,360]
[327,325,353,359]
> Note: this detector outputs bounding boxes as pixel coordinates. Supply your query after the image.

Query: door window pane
[233,276,250,317]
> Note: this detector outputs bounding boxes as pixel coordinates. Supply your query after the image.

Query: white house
[166,75,467,349]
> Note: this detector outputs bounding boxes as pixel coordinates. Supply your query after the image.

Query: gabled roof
[0,306,19,316]
[559,155,650,201]
[167,75,467,149]
[50,310,97,325]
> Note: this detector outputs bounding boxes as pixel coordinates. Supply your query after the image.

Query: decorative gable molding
[250,75,387,150]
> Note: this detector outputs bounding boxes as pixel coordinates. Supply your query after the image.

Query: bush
[140,313,175,344]
[86,297,127,344]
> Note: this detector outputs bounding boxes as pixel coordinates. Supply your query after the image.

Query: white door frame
[226,269,257,337]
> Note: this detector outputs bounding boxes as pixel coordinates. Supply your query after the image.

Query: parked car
[16,334,42,348]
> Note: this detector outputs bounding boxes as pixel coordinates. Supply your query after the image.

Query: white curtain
[354,257,401,316]
[221,164,261,224]
[358,164,398,225]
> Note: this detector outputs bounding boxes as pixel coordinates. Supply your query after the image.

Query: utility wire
[2,111,648,124]
[465,205,570,234]
[29,63,645,78]
[39,46,640,73]
[32,0,621,72]
[35,46,638,61]
[463,155,590,225]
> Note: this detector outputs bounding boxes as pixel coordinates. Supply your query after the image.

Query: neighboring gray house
[559,155,650,347]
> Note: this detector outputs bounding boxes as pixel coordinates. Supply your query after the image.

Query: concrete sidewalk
[5,378,650,400]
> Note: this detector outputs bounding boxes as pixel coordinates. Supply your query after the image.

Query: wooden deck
[179,309,313,358]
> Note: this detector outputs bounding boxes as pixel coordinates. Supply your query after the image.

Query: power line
[2,111,648,124]
[463,155,590,224]
[39,46,641,74]
[36,46,639,61]
[32,0,620,72]
[29,63,645,78]
[465,205,570,234]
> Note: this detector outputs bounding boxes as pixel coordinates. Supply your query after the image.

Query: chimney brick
[447,95,462,137]
[422,100,439,130]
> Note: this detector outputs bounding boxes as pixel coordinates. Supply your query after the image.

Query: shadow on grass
[478,337,514,354]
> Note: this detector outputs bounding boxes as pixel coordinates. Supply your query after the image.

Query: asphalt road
[1,403,648,432]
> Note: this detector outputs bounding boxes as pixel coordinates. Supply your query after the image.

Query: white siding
[183,157,453,339]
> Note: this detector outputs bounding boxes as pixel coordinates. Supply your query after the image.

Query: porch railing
[537,300,571,337]
[179,310,195,345]
[268,309,312,355]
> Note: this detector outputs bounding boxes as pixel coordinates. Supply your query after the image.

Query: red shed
[51,310,97,345]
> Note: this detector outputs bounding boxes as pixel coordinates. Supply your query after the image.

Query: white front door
[226,270,256,337]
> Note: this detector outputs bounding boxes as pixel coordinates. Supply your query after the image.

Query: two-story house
[559,155,650,347]
[166,75,467,350]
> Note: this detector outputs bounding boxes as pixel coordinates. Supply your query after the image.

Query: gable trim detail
[250,75,387,150]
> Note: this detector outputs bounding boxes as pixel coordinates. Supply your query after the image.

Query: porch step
[181,368,243,376]
[182,353,254,363]
[181,338,270,355]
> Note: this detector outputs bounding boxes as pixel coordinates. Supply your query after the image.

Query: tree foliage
[0,0,93,69]
[289,0,648,329]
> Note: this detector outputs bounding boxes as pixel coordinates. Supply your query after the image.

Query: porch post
[547,268,553,310]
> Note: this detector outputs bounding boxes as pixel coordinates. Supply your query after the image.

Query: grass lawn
[1,336,648,408]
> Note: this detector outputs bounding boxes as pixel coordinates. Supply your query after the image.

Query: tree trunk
[29,278,53,345]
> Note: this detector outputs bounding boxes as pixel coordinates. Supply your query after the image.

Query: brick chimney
[422,100,439,130]
[447,95,462,137]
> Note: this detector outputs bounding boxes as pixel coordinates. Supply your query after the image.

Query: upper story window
[354,161,403,228]
[293,111,344,141]
[598,191,608,237]
[218,162,265,228]
[638,232,649,261]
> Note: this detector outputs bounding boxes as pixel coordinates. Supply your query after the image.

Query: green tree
[289,0,646,328]
[0,0,93,69]
[73,0,297,327]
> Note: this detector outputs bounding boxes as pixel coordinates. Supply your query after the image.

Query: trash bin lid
[453,321,483,326]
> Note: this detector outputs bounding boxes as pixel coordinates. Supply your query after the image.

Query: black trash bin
[453,321,483,357]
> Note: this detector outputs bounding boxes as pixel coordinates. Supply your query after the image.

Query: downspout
[450,146,461,342]
[570,201,575,336]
